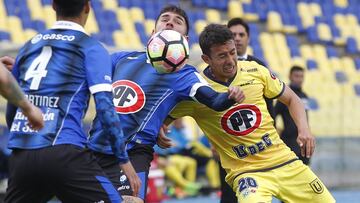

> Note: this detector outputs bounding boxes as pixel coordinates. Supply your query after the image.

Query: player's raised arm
[277,85,315,158]
[194,85,245,111]
[0,62,44,130]
[87,45,141,197]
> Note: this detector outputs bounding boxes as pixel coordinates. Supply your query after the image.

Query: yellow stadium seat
[116,7,131,22]
[84,10,99,34]
[121,20,136,32]
[309,3,322,17]
[300,44,314,60]
[113,30,130,49]
[0,0,5,15]
[7,16,25,44]
[0,19,7,31]
[24,29,37,41]
[102,0,118,11]
[341,57,356,73]
[334,0,349,8]
[333,37,347,46]
[206,9,221,23]
[228,1,243,19]
[27,0,44,20]
[313,45,328,67]
[126,32,143,49]
[291,57,306,68]
[43,5,56,28]
[298,2,315,28]
[247,45,253,56]
[317,23,332,41]
[267,11,283,32]
[243,8,259,22]
[334,13,346,27]
[130,7,145,23]
[144,19,155,36]
[346,14,358,26]
[194,20,207,35]
[329,57,342,71]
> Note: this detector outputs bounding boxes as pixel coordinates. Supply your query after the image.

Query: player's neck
[56,16,85,27]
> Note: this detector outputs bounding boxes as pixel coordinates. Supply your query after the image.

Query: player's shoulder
[177,64,198,73]
[238,60,267,73]
[111,51,145,64]
[247,55,267,67]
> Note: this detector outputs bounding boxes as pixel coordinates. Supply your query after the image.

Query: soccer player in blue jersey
[4,0,138,202]
[0,62,43,130]
[88,5,245,203]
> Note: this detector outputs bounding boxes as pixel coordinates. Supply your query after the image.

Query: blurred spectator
[155,118,219,197]
[275,65,311,165]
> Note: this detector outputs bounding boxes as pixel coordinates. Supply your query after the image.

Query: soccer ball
[146,30,189,73]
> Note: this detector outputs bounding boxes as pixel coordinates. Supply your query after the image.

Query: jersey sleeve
[175,68,209,99]
[85,43,113,94]
[259,65,285,99]
[169,100,196,119]
[110,51,133,70]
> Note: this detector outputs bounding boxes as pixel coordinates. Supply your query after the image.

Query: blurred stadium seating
[1,0,359,137]
[0,0,360,192]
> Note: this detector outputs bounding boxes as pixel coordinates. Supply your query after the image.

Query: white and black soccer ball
[146,30,189,73]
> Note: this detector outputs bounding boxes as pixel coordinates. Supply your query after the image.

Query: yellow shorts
[232,160,335,203]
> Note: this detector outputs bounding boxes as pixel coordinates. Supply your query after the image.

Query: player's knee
[121,195,144,203]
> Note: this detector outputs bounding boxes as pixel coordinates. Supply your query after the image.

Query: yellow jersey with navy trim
[170,61,298,185]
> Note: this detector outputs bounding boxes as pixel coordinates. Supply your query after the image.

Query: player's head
[289,65,305,88]
[227,18,250,56]
[200,24,237,82]
[154,5,189,37]
[52,0,90,24]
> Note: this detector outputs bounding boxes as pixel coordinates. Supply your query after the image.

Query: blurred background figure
[275,65,311,165]
[155,118,219,198]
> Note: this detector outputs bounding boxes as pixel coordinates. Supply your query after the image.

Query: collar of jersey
[238,53,248,60]
[203,66,236,87]
[52,21,87,35]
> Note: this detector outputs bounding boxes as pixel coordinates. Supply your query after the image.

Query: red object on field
[145,169,165,203]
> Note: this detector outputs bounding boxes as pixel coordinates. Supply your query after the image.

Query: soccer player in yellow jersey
[167,24,335,202]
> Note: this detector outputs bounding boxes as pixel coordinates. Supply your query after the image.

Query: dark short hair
[227,17,250,36]
[53,0,88,18]
[199,24,234,57]
[290,65,305,74]
[155,5,190,35]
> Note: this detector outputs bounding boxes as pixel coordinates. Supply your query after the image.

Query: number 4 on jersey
[24,46,52,90]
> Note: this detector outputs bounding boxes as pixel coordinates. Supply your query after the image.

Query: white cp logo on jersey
[112,80,145,114]
[221,104,262,136]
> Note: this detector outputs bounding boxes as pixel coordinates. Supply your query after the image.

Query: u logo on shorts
[309,178,324,194]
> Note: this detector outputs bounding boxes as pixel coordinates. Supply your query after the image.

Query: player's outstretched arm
[278,85,315,158]
[0,63,44,130]
[93,91,142,196]
[120,161,142,197]
[194,85,245,111]
[93,91,129,162]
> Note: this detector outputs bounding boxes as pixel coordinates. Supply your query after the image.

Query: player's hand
[21,102,44,131]
[156,125,173,149]
[0,56,15,71]
[120,161,142,197]
[296,129,315,158]
[228,86,245,103]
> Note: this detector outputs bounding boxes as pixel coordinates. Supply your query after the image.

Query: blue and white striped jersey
[88,51,208,154]
[8,21,113,149]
